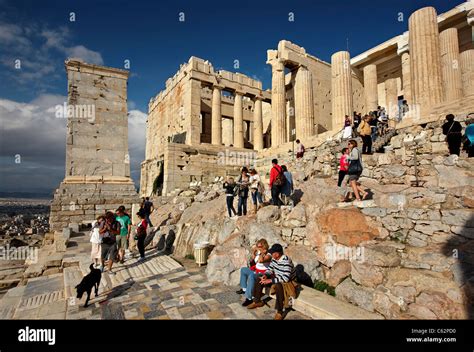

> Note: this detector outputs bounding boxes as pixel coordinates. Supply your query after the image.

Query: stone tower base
[49,177,140,231]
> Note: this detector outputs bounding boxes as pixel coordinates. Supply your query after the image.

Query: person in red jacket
[269,159,284,206]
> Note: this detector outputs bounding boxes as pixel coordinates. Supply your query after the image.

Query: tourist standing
[359,115,373,154]
[115,206,132,264]
[89,216,104,267]
[247,243,296,320]
[237,167,250,216]
[135,210,148,261]
[269,159,285,207]
[442,114,463,156]
[142,197,154,227]
[223,177,237,217]
[99,211,121,274]
[342,115,352,139]
[295,139,305,159]
[249,169,263,213]
[281,165,293,206]
[338,148,350,202]
[369,113,378,142]
[347,140,368,201]
[353,113,361,137]
[237,239,272,306]
[463,117,474,157]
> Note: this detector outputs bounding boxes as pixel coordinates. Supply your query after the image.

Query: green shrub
[185,254,195,260]
[314,280,336,297]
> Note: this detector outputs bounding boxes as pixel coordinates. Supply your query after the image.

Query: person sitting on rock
[236,238,271,306]
[247,243,297,320]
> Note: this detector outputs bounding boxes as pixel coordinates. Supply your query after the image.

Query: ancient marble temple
[140,2,473,198]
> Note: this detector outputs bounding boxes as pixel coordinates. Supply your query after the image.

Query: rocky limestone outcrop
[146,119,473,320]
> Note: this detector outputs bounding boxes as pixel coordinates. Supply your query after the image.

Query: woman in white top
[236,239,272,306]
[90,215,104,267]
[249,169,264,213]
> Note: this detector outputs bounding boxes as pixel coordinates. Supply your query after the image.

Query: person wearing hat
[247,243,296,320]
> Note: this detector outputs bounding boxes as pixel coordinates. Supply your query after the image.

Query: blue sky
[0,0,462,195]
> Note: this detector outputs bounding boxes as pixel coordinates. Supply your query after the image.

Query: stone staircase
[0,231,184,319]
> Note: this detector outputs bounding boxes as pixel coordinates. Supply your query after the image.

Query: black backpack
[273,166,286,187]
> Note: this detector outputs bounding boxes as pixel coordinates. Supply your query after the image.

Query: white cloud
[0,20,103,87]
[65,45,104,65]
[0,96,146,192]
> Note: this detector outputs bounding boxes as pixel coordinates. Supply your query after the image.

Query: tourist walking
[247,243,296,320]
[223,177,237,217]
[342,115,352,139]
[99,211,121,274]
[237,167,250,216]
[338,148,350,202]
[89,215,104,267]
[281,165,293,206]
[295,139,305,159]
[359,115,373,154]
[249,169,264,213]
[236,239,272,306]
[347,140,368,201]
[269,159,285,207]
[442,114,463,156]
[142,197,154,227]
[135,210,148,261]
[115,206,132,264]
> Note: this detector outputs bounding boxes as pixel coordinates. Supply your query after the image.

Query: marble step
[292,287,384,320]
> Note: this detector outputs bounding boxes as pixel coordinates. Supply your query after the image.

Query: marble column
[222,118,233,146]
[294,65,315,139]
[385,78,399,118]
[268,58,287,146]
[408,7,443,114]
[331,51,353,130]
[211,85,223,145]
[233,91,244,148]
[363,64,378,113]
[460,49,474,96]
[253,96,264,150]
[397,34,412,105]
[440,28,463,102]
[400,52,412,104]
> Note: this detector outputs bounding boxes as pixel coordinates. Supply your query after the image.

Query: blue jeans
[237,196,247,216]
[145,213,153,227]
[251,190,263,205]
[240,267,257,300]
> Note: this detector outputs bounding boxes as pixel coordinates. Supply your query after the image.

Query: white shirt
[89,221,102,244]
[254,251,270,271]
[249,174,261,189]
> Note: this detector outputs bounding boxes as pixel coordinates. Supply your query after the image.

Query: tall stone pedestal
[50,59,139,231]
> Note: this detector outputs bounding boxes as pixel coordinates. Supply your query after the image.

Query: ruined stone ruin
[140,3,474,197]
[50,59,139,231]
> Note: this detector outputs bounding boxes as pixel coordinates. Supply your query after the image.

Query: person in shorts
[115,206,132,264]
[99,211,121,274]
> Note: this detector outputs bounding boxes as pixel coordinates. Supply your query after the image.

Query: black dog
[75,263,101,307]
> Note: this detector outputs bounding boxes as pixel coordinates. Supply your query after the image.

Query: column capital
[267,57,285,71]
[212,83,225,90]
[468,9,474,27]
[397,32,410,56]
[234,90,245,97]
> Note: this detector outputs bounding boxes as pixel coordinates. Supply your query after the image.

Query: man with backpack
[269,159,285,207]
